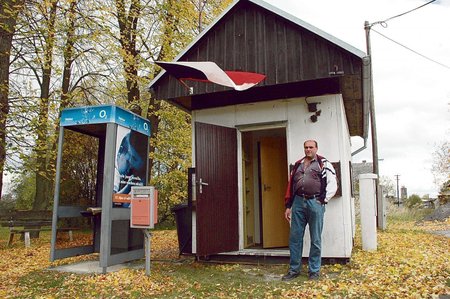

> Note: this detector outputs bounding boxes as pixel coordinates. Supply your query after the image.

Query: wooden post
[24,232,31,248]
[144,230,152,276]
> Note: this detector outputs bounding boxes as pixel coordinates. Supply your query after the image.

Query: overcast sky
[264,0,450,197]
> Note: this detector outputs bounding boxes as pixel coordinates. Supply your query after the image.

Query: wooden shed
[150,0,369,262]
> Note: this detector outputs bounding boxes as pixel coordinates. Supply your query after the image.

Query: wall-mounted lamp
[310,109,322,123]
[305,98,322,122]
[308,102,318,112]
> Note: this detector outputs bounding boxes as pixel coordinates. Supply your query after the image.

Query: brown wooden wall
[153,1,363,101]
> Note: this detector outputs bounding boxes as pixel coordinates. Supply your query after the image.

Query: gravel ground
[422,203,450,222]
[420,203,450,238]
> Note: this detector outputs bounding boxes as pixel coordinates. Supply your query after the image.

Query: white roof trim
[149,0,366,88]
[250,0,366,57]
[150,0,241,88]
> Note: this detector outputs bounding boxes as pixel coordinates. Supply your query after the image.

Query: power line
[371,28,450,70]
[383,0,436,23]
[367,0,449,71]
[370,0,437,27]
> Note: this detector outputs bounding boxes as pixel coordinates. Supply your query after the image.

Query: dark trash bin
[171,203,192,254]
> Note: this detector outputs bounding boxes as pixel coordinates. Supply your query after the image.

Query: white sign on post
[130,186,158,229]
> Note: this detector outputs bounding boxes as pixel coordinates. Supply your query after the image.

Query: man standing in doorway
[282,140,337,281]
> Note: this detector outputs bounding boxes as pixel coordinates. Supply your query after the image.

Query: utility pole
[364,21,380,183]
[395,174,400,206]
[364,21,381,213]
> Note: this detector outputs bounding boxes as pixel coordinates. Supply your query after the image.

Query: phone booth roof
[60,105,151,137]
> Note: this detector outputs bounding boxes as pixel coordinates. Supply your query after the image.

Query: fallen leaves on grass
[416,217,450,231]
[150,230,179,260]
[0,222,448,298]
[0,230,179,298]
[281,220,450,298]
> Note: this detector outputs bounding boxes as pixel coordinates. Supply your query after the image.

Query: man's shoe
[282,271,299,281]
[308,272,320,280]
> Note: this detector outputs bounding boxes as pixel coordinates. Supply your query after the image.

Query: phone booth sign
[130,186,158,229]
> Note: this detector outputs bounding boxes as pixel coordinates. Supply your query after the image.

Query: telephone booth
[50,105,151,272]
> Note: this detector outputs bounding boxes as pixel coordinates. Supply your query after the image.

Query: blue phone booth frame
[50,105,151,273]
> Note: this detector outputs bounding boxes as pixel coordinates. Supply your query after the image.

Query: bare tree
[431,140,450,190]
[379,175,395,198]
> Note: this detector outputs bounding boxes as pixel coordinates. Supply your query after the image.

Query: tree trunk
[0,0,25,198]
[145,0,179,180]
[115,0,142,115]
[33,0,58,212]
[60,0,76,110]
[147,97,160,180]
[47,0,76,203]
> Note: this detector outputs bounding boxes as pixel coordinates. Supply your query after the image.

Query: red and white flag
[156,61,266,91]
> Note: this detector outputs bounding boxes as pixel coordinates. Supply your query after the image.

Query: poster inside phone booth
[113,126,148,207]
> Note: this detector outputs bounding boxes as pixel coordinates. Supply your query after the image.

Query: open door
[260,137,289,248]
[195,122,239,256]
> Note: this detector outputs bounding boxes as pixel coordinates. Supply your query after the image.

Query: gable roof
[151,0,365,86]
[149,0,368,138]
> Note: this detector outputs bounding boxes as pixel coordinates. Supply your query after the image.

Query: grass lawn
[0,213,449,298]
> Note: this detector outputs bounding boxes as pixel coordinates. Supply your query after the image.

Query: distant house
[150,0,368,262]
[351,160,373,196]
[421,198,437,209]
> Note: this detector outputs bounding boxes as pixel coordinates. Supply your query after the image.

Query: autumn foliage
[0,221,449,298]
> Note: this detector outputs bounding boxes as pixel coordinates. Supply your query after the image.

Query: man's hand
[284,208,291,222]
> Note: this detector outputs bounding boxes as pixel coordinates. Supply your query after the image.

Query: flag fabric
[156,61,266,91]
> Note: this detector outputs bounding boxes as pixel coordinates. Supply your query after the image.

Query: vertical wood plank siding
[195,123,239,255]
[153,2,362,101]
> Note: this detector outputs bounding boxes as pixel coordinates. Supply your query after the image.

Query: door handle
[198,178,209,194]
[263,184,271,191]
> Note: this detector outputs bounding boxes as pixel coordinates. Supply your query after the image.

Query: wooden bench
[0,210,78,247]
